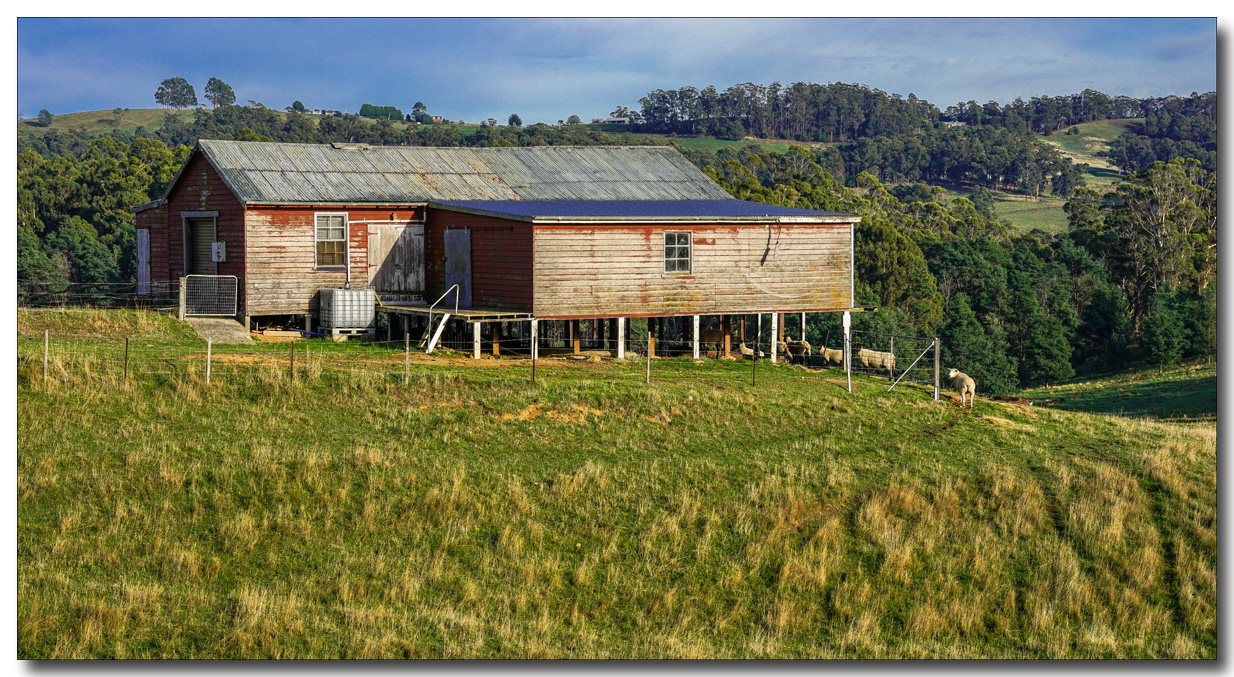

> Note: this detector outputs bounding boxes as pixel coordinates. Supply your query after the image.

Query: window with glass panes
[316,214,347,268]
[664,232,691,273]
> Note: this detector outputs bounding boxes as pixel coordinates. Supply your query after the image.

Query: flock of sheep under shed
[695,333,978,407]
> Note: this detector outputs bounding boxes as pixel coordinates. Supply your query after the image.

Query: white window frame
[315,212,349,269]
[664,231,692,274]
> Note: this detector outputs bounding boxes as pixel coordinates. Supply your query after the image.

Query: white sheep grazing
[948,368,977,408]
[738,342,764,358]
[854,345,896,377]
[785,339,812,364]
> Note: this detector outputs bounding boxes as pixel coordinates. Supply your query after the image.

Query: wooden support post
[801,312,806,341]
[473,322,481,360]
[646,333,651,383]
[648,318,656,358]
[124,337,130,381]
[770,313,778,363]
[722,315,732,357]
[692,315,701,360]
[289,341,295,383]
[740,316,746,343]
[178,277,186,320]
[206,338,212,385]
[571,319,581,355]
[934,337,941,401]
[43,329,48,380]
[843,310,852,393]
[778,313,785,341]
[616,318,625,359]
[530,320,538,381]
[404,333,410,384]
[491,322,500,356]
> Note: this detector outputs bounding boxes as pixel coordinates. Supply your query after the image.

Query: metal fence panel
[184,275,238,316]
[850,329,939,396]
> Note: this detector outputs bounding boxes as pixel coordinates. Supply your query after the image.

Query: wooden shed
[132,140,860,356]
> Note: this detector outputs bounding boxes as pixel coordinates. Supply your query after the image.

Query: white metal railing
[418,284,460,351]
[180,275,238,317]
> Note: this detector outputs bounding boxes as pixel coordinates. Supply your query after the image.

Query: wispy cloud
[17,18,1216,123]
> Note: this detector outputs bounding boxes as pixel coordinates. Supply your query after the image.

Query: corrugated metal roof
[194,140,731,204]
[433,200,855,219]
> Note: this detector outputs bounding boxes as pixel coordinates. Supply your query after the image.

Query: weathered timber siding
[134,205,171,285]
[367,224,425,296]
[163,153,247,311]
[425,210,533,310]
[532,222,853,318]
[245,205,424,315]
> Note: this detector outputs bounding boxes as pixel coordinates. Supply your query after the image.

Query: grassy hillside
[1021,362,1216,420]
[1042,119,1140,191]
[17,320,1216,658]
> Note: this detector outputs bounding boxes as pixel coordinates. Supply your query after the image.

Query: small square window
[664,232,691,274]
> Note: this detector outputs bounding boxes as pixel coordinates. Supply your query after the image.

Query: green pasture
[15,310,1216,659]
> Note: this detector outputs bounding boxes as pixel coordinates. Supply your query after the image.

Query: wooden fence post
[404,333,410,384]
[646,332,651,384]
[124,337,130,381]
[179,277,186,320]
[289,341,295,383]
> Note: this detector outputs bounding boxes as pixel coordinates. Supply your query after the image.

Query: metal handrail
[428,284,460,316]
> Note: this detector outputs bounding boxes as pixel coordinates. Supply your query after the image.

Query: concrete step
[185,317,254,344]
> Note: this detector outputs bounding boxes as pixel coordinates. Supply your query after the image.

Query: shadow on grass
[1043,372,1216,419]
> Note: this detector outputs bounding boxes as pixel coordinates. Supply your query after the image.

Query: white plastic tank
[319,288,376,331]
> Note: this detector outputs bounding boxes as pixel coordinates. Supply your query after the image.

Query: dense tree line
[1101,93,1217,173]
[18,137,190,285]
[629,82,1215,142]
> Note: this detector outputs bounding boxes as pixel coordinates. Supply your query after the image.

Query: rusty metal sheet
[196,140,730,205]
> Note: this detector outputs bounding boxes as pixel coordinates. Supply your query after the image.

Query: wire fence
[18,281,180,311]
[849,329,941,393]
[17,322,893,393]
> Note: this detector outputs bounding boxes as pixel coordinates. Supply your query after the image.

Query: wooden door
[444,229,472,307]
[367,224,424,293]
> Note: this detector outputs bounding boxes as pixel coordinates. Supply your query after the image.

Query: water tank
[319,288,375,334]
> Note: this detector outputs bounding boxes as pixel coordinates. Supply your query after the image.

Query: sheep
[699,328,726,355]
[738,342,764,359]
[948,368,977,408]
[785,339,812,365]
[853,344,896,378]
[819,346,845,367]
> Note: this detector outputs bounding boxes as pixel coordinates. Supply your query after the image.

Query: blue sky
[16,18,1218,124]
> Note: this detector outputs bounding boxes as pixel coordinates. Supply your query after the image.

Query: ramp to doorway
[186,317,254,344]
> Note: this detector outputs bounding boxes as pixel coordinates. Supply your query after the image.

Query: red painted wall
[424,209,533,310]
[160,152,248,311]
